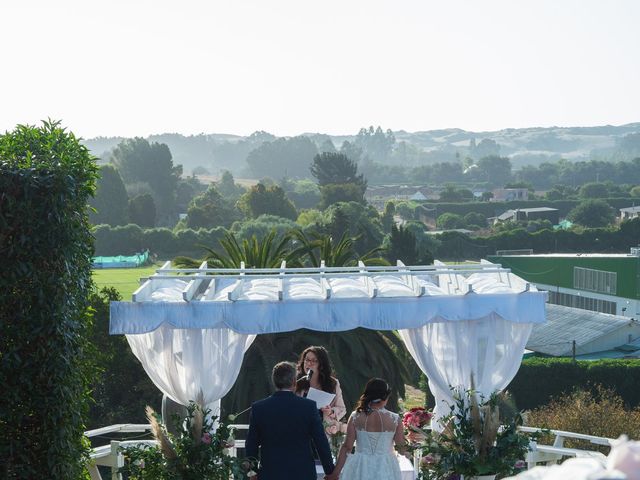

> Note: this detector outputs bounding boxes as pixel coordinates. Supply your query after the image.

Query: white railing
[518,426,614,468]
[85,423,248,480]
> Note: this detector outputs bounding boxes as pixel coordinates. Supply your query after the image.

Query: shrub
[0,121,99,478]
[526,385,640,452]
[509,358,640,411]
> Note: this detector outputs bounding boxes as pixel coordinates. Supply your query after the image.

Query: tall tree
[185,184,238,229]
[128,194,156,228]
[476,155,512,186]
[89,164,129,226]
[237,183,297,220]
[111,138,182,222]
[385,224,433,265]
[246,136,318,179]
[310,152,367,188]
[568,200,615,228]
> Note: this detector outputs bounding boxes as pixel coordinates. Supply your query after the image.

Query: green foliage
[310,152,366,189]
[416,390,531,479]
[354,126,395,162]
[475,155,512,186]
[186,184,239,229]
[463,212,487,229]
[284,179,321,210]
[89,164,129,225]
[120,403,246,480]
[568,199,615,228]
[129,194,157,228]
[111,138,182,222]
[321,202,385,254]
[232,215,298,243]
[175,177,207,214]
[579,182,609,198]
[509,358,640,411]
[297,208,324,227]
[526,385,640,452]
[174,229,301,269]
[0,121,98,478]
[436,213,466,230]
[384,225,433,265]
[88,288,159,428]
[216,170,245,202]
[439,184,473,202]
[319,182,366,208]
[246,135,318,179]
[237,183,297,220]
[289,229,388,267]
[223,328,409,422]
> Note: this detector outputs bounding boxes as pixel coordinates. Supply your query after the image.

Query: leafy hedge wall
[0,122,98,479]
[509,358,640,411]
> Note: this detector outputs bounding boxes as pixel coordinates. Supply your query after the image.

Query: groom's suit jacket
[245,390,334,480]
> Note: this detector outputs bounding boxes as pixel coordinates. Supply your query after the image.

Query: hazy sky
[1,0,639,138]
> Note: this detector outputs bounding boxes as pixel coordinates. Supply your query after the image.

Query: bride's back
[350,408,399,455]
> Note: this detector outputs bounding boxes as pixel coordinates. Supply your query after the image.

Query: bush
[0,121,98,478]
[509,358,640,411]
[526,385,640,451]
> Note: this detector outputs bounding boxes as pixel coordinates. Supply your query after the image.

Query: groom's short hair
[272,361,296,389]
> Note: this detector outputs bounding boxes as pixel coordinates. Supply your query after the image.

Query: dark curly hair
[355,378,391,414]
[295,346,337,394]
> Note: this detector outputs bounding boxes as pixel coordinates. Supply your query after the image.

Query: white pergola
[110,260,547,426]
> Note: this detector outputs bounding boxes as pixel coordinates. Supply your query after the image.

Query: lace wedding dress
[340,408,402,480]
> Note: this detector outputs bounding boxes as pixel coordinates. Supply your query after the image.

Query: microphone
[306,369,313,381]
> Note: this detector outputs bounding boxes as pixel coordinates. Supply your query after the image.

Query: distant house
[410,191,427,201]
[619,206,640,221]
[526,304,640,359]
[491,188,529,202]
[493,207,559,225]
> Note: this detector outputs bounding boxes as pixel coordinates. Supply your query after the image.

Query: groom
[246,361,335,480]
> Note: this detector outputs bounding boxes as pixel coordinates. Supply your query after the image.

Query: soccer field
[92,263,162,299]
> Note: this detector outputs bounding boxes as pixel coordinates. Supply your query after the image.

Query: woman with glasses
[295,345,346,421]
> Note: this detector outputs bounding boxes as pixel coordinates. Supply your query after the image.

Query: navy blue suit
[245,390,334,480]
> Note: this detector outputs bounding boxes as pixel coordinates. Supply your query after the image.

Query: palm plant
[289,229,389,267]
[173,230,302,268]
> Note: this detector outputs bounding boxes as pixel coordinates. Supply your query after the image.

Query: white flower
[247,470,257,477]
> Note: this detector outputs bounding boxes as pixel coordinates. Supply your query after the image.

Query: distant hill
[83,123,640,175]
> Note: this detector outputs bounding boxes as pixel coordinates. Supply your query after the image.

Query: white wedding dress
[340,408,402,480]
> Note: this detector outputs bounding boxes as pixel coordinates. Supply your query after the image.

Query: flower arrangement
[411,388,537,480]
[119,399,256,480]
[403,407,433,444]
[323,410,348,458]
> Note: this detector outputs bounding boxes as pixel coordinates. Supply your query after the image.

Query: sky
[1,0,639,139]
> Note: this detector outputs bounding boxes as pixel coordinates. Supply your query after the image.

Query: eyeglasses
[303,357,319,365]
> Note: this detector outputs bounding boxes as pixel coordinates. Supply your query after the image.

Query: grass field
[92,263,162,299]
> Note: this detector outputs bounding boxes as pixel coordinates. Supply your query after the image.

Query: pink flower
[326,424,339,435]
[420,453,438,466]
[514,460,526,469]
[201,432,212,444]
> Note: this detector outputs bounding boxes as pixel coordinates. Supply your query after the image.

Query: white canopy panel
[109,261,547,335]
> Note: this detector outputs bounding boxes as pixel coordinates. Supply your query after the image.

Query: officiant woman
[295,346,346,421]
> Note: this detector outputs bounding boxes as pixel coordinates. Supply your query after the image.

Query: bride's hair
[296,346,337,394]
[355,378,391,414]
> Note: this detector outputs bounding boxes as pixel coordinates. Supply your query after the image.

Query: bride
[325,378,406,480]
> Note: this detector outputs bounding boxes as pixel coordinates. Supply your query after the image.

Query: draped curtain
[399,314,532,429]
[126,325,256,412]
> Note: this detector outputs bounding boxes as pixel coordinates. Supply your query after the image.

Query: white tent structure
[109,260,547,427]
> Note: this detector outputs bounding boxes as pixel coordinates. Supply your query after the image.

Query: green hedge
[431,218,640,260]
[93,224,227,257]
[509,358,640,411]
[420,198,634,219]
[0,122,98,478]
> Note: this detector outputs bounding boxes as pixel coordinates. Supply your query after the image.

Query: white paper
[306,387,335,409]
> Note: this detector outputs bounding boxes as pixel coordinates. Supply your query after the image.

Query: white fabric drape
[399,314,532,429]
[126,325,256,411]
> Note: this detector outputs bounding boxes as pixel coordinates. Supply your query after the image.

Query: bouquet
[402,407,433,444]
[323,409,348,458]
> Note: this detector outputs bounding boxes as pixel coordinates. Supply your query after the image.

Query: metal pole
[572,340,576,362]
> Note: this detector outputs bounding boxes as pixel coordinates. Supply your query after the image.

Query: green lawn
[92,263,162,300]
